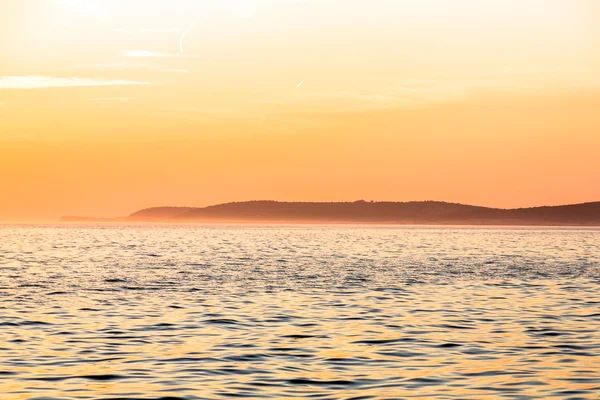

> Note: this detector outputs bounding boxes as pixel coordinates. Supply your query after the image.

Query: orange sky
[1,0,599,221]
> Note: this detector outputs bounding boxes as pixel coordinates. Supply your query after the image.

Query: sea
[0,224,599,399]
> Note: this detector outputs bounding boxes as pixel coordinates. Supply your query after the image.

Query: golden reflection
[0,226,598,398]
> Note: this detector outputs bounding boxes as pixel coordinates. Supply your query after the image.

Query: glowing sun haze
[1,0,599,221]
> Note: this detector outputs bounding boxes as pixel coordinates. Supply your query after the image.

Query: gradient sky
[1,0,599,221]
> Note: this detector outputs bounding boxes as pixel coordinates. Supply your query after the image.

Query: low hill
[60,200,600,226]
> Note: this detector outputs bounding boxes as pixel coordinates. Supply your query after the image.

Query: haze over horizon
[1,0,599,221]
[59,199,600,227]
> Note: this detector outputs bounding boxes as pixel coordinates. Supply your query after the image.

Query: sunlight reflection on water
[0,225,599,399]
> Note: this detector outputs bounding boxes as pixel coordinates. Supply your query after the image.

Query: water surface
[1,225,599,399]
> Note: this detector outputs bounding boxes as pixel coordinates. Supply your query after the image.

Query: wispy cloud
[140,28,182,33]
[114,28,182,33]
[91,60,187,73]
[0,76,149,89]
[88,97,130,102]
[123,50,181,58]
[246,76,548,112]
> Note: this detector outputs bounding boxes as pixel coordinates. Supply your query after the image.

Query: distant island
[60,200,600,226]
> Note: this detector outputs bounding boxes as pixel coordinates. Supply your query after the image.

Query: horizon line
[61,198,600,220]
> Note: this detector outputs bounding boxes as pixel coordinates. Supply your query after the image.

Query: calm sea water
[0,225,599,399]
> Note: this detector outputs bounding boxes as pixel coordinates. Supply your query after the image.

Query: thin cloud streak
[124,50,181,58]
[114,28,182,33]
[180,25,194,54]
[88,97,130,102]
[0,76,149,89]
[90,60,187,73]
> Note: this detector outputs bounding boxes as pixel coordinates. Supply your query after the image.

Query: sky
[1,0,599,221]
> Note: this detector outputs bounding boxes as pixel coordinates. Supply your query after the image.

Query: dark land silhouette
[60,200,600,226]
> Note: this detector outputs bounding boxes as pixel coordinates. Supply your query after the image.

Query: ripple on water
[0,225,598,399]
